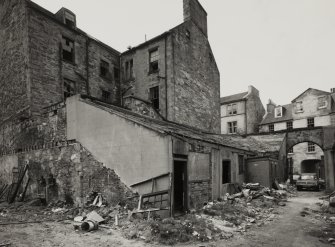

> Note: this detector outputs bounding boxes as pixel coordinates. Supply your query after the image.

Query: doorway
[173,160,187,213]
[222,160,231,184]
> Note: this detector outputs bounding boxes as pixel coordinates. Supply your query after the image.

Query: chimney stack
[183,0,208,37]
[266,99,276,114]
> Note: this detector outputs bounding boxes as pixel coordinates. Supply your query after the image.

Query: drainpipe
[85,38,90,96]
[164,35,168,119]
[244,100,248,135]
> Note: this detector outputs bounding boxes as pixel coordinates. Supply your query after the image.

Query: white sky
[33,0,335,106]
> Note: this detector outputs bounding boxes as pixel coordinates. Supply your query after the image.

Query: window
[62,36,74,63]
[307,142,315,153]
[149,48,159,73]
[227,104,237,115]
[296,101,303,112]
[238,155,244,174]
[318,96,327,109]
[64,12,75,28]
[102,90,111,103]
[124,59,133,80]
[288,147,294,154]
[228,121,237,134]
[100,60,109,78]
[307,118,314,128]
[114,67,120,81]
[149,86,159,110]
[275,107,283,118]
[63,79,75,99]
[286,121,293,130]
[269,124,274,132]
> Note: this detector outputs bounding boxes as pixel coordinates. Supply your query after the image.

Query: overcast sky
[33,0,335,106]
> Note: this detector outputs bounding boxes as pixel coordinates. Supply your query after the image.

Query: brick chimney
[266,99,276,114]
[183,0,208,37]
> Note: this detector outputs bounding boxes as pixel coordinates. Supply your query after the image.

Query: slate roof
[220,92,248,104]
[292,88,330,103]
[81,96,284,155]
[260,104,293,125]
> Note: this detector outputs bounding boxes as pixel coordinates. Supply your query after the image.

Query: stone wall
[246,88,265,134]
[171,20,220,133]
[189,180,210,209]
[123,96,164,120]
[0,0,29,123]
[0,143,132,205]
[27,2,121,116]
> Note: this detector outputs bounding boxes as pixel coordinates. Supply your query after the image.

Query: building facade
[259,88,335,177]
[121,0,220,133]
[220,86,265,135]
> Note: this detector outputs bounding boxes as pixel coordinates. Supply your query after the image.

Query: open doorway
[222,160,231,184]
[173,160,187,213]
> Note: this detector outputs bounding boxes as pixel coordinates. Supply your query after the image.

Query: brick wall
[189,180,210,209]
[0,0,29,123]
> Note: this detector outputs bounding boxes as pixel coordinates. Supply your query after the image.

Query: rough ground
[0,191,333,247]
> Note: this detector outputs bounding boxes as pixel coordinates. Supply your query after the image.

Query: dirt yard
[0,191,334,247]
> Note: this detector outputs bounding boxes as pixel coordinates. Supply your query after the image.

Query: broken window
[62,36,75,63]
[102,90,111,103]
[100,60,109,78]
[149,86,159,110]
[64,11,75,28]
[307,118,314,128]
[269,124,274,132]
[149,48,159,73]
[63,78,76,99]
[296,101,303,112]
[318,96,327,109]
[307,142,315,153]
[275,107,282,118]
[286,121,293,130]
[238,155,244,174]
[227,104,237,115]
[228,121,237,134]
[114,67,120,81]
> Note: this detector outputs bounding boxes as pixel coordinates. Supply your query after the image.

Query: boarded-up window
[188,153,210,181]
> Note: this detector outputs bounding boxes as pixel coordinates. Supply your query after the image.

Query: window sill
[318,106,327,110]
[307,151,316,154]
[296,110,304,113]
[148,70,159,75]
[62,59,76,66]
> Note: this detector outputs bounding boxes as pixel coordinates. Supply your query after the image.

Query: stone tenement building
[121,0,220,133]
[220,86,265,135]
[0,0,220,136]
[259,88,335,178]
[0,0,262,214]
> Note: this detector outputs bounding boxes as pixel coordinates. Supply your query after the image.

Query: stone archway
[286,127,335,191]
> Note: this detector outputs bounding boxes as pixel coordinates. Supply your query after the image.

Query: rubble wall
[171,21,220,133]
[0,0,29,123]
[0,143,132,205]
[246,92,265,134]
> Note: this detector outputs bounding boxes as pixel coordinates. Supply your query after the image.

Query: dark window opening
[62,37,74,63]
[102,90,111,103]
[286,121,293,130]
[63,79,75,99]
[149,86,159,110]
[238,155,244,175]
[288,147,294,154]
[65,19,75,28]
[64,12,75,28]
[222,160,231,184]
[130,59,133,79]
[100,60,109,78]
[269,124,274,132]
[307,118,315,128]
[114,67,120,81]
[125,61,129,80]
[149,49,159,73]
